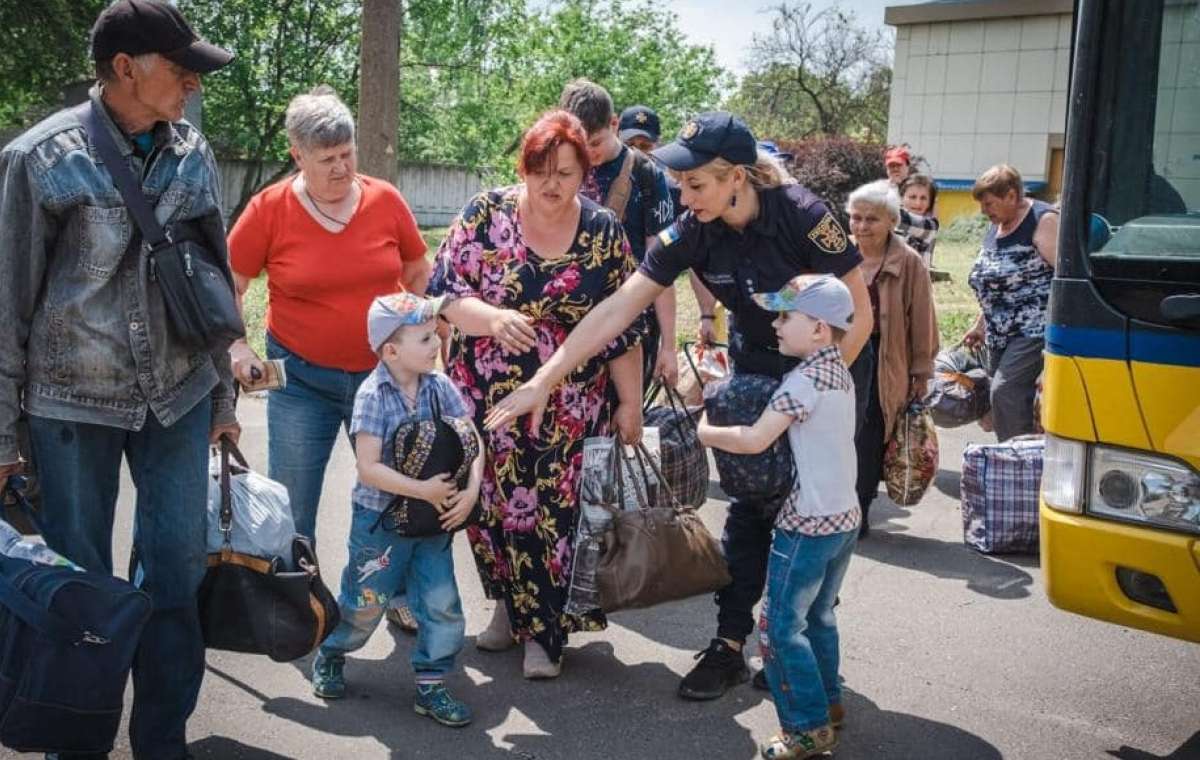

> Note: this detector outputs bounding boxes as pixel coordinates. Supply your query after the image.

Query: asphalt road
[4,396,1198,760]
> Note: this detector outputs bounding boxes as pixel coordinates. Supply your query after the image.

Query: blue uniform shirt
[641,184,863,378]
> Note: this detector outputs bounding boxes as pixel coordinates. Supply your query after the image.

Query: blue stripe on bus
[1045,324,1200,367]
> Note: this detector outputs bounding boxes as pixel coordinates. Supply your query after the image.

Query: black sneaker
[678,639,750,700]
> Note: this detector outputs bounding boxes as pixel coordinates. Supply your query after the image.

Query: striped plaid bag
[960,436,1043,554]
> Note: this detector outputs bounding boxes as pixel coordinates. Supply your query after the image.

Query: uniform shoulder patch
[807,212,849,254]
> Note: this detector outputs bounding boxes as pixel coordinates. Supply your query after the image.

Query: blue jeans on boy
[761,527,857,733]
[320,505,464,678]
[27,398,211,760]
[265,333,370,542]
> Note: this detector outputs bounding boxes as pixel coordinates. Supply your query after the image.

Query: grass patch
[931,239,981,346]
[240,228,984,356]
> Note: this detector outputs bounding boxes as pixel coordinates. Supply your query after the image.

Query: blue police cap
[652,111,758,171]
[618,105,661,143]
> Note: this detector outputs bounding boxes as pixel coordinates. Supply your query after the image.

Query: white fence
[216,158,485,228]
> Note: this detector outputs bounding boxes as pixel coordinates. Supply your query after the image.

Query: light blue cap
[752,274,854,330]
[367,292,445,352]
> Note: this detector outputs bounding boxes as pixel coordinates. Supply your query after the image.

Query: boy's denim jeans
[265,333,370,542]
[760,527,857,733]
[320,505,465,678]
[27,398,211,760]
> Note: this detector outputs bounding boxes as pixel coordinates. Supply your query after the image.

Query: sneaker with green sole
[414,682,472,727]
[311,651,345,699]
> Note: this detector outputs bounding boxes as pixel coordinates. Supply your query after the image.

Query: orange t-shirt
[228,175,427,372]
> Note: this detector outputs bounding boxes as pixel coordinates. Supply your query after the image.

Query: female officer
[483,112,873,703]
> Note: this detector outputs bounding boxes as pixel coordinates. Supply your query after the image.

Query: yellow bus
[1039,0,1200,643]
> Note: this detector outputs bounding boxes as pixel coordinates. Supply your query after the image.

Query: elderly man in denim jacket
[0,2,238,757]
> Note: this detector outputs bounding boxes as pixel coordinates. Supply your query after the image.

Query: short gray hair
[95,52,158,83]
[847,179,901,223]
[285,85,355,152]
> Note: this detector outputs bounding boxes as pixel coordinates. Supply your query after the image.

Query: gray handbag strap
[75,101,170,250]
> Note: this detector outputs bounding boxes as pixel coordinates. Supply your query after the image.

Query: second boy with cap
[697,274,860,759]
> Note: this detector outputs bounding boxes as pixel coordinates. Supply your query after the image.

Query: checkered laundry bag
[960,436,1043,554]
[642,383,709,509]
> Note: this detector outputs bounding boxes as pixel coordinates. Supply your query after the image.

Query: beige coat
[869,234,940,441]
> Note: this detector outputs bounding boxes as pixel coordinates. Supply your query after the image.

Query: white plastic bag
[206,451,296,563]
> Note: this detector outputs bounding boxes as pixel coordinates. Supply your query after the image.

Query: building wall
[1157,1,1200,209]
[887,13,1072,187]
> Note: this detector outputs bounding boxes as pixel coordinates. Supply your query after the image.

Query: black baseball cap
[91,0,233,74]
[652,111,758,171]
[618,105,661,143]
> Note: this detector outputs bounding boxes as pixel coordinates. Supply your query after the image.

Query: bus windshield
[1083,0,1200,326]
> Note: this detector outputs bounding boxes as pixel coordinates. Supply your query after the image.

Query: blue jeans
[761,528,857,733]
[265,333,370,542]
[27,398,211,760]
[321,505,464,678]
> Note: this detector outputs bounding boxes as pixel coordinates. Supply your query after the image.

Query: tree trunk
[357,0,401,182]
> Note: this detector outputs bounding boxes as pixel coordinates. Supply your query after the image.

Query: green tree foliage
[726,2,891,142]
[0,0,108,130]
[0,0,726,212]
[397,0,729,180]
[178,0,362,217]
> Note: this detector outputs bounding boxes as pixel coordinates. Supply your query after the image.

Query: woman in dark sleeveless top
[964,164,1059,441]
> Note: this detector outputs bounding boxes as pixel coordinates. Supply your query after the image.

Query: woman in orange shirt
[227,86,428,628]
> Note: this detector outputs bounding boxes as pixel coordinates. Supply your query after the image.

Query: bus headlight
[1088,447,1200,535]
[1042,435,1087,513]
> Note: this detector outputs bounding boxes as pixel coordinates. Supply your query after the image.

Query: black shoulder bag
[79,102,244,352]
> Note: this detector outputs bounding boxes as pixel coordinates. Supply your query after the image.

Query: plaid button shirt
[768,345,861,536]
[896,208,939,263]
[350,366,468,511]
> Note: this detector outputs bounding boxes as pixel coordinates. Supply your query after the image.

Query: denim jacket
[0,87,236,464]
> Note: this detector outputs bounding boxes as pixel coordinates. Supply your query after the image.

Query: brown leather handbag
[594,440,730,612]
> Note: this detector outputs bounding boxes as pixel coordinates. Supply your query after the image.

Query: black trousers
[854,335,887,517]
[713,339,875,643]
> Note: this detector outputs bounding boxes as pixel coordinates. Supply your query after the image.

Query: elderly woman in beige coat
[847,180,939,536]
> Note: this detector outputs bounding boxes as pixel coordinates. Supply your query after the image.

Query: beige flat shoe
[522,641,562,679]
[475,603,517,652]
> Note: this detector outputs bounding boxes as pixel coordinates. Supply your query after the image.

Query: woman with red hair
[431,110,645,679]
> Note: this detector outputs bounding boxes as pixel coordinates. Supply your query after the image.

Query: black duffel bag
[643,381,709,509]
[704,373,796,511]
[0,548,151,754]
[198,438,339,663]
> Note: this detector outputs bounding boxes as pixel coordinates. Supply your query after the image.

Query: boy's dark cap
[92,0,233,74]
[651,111,757,171]
[618,106,661,143]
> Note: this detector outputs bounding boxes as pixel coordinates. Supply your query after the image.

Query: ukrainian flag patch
[658,223,682,248]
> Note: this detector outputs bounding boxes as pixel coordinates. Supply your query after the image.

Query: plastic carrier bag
[882,402,939,506]
[205,448,297,565]
[925,342,991,428]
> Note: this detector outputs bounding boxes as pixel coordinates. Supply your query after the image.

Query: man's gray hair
[95,52,158,83]
[847,179,901,223]
[285,85,355,152]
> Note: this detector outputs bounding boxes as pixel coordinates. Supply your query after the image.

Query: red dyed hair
[518,110,591,177]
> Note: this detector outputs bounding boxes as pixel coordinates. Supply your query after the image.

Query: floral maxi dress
[429,188,644,663]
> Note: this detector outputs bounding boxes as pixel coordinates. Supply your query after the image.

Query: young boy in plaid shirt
[698,275,860,759]
[311,292,482,728]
